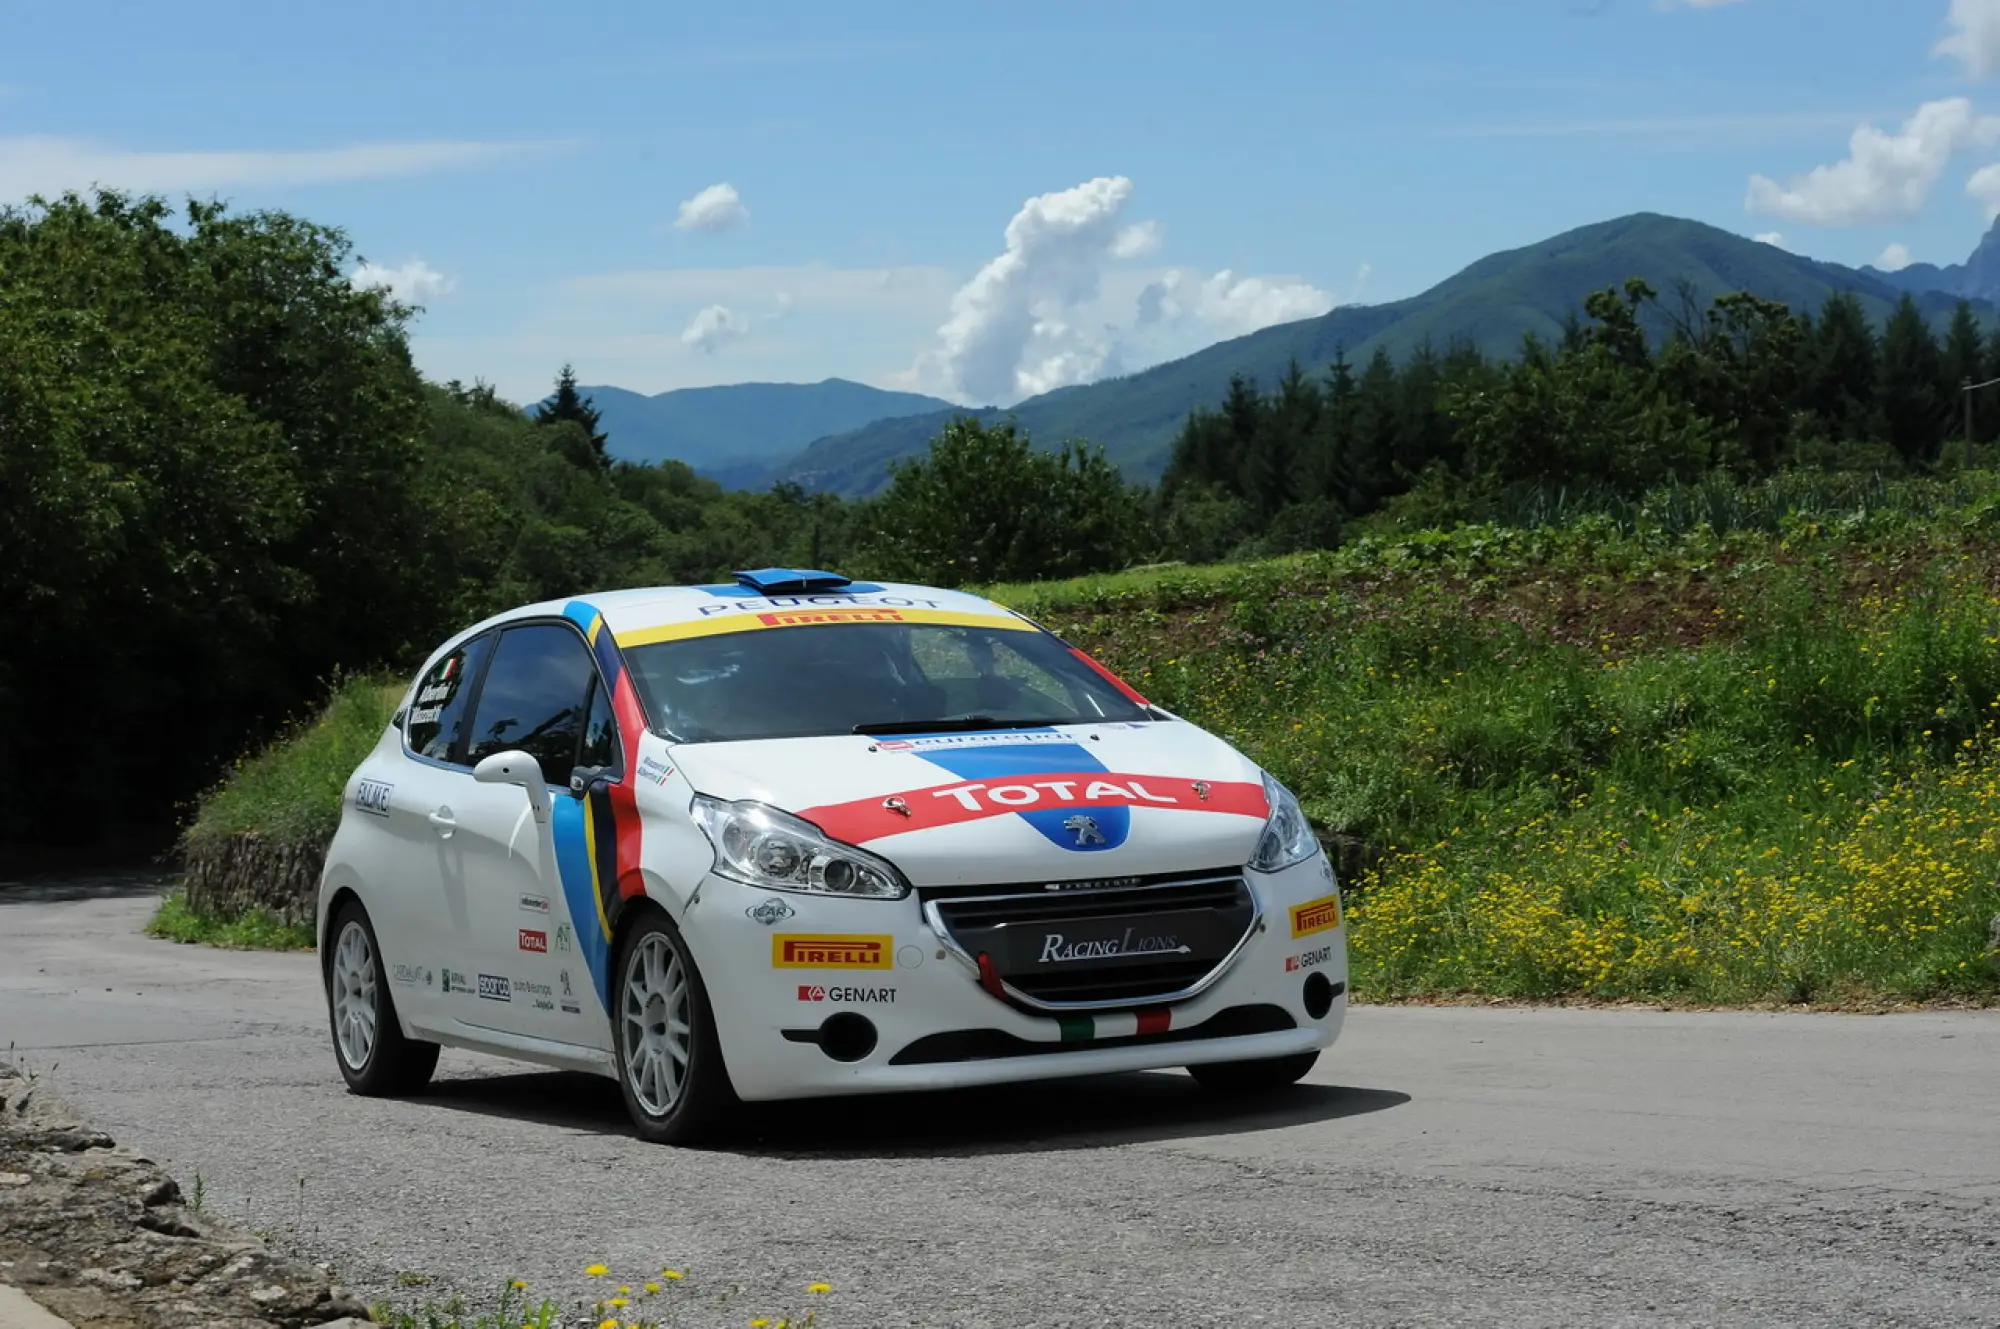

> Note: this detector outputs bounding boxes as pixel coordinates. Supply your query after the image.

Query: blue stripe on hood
[901,730,1126,852]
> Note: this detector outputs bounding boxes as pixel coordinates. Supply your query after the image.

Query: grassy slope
[184,675,403,846]
[776,213,1992,496]
[988,493,2000,1006]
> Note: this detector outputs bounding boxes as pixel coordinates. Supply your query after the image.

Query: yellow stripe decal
[613,605,1035,649]
[581,793,614,945]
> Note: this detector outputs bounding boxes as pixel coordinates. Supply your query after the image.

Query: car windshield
[621,621,1154,743]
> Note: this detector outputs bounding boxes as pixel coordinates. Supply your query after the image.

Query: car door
[378,631,497,1024]
[452,621,611,1046]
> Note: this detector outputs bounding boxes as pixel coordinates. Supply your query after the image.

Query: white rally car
[316,568,1347,1144]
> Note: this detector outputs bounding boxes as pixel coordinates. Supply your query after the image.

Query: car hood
[667,721,1272,886]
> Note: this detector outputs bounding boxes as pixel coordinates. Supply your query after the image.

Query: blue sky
[6,0,2000,406]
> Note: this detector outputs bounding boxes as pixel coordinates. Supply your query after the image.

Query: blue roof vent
[731,567,855,595]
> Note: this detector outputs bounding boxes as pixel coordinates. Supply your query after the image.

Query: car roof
[449,576,1034,652]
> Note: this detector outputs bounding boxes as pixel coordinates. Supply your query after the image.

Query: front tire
[325,900,439,1096]
[1187,1051,1319,1094]
[612,911,737,1145]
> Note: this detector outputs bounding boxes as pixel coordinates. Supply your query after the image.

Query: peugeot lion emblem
[1063,814,1106,847]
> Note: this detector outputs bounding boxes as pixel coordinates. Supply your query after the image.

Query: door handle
[427,808,457,839]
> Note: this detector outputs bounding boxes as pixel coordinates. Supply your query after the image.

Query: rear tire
[1187,1051,1319,1094]
[611,911,738,1146]
[325,900,440,1096]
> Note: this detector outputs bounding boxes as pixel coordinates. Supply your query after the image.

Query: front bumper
[681,854,1349,1102]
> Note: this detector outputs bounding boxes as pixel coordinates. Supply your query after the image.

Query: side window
[406,633,493,764]
[465,624,599,786]
[578,677,620,773]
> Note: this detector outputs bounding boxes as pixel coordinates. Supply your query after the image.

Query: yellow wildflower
[808,1283,833,1294]
[586,1264,610,1278]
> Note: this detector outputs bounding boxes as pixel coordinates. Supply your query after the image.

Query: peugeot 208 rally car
[316,568,1347,1143]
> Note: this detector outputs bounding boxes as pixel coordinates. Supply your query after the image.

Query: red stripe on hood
[797,772,1267,845]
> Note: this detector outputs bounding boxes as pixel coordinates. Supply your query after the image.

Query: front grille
[925,870,1257,1008]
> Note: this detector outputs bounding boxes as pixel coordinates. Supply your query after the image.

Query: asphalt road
[3,878,1997,1329]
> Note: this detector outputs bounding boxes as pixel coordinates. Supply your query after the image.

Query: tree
[1878,295,1947,467]
[862,418,1141,586]
[535,364,610,471]
[1803,293,1879,442]
[1941,300,1984,460]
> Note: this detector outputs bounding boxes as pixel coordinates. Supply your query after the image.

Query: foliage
[1006,496,2000,1005]
[146,891,315,950]
[371,1264,835,1329]
[184,675,403,846]
[860,417,1144,586]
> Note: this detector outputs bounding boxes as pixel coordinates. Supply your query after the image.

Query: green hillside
[552,377,954,474]
[774,213,1987,496]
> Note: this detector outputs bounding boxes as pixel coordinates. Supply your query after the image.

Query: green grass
[185,673,404,846]
[145,890,314,950]
[1016,504,2000,1006]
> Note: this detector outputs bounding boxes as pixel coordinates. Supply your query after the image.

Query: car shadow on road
[413,1067,1409,1156]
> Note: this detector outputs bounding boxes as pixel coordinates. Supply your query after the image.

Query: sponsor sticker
[1286,945,1335,973]
[519,929,547,953]
[771,934,894,970]
[553,923,573,953]
[797,985,897,1004]
[441,968,472,995]
[638,755,676,786]
[1039,929,1189,964]
[391,963,433,987]
[874,730,1070,753]
[477,974,511,1002]
[519,893,550,914]
[354,779,394,818]
[1290,893,1343,939]
[755,607,904,628]
[746,897,796,926]
[558,969,582,1014]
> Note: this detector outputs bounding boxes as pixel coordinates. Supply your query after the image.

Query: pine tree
[1878,295,1947,467]
[1805,293,1879,443]
[1941,301,1984,461]
[535,363,611,471]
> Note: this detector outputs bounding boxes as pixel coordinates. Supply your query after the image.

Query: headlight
[691,795,910,899]
[1248,771,1319,873]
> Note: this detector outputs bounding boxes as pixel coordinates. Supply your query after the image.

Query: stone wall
[180,833,328,928]
[0,1061,370,1328]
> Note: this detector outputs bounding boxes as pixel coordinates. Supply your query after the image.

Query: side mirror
[472,750,552,823]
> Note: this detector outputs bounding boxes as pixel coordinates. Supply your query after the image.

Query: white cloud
[1134,268,1334,337]
[351,259,456,304]
[1936,0,2000,78]
[1968,161,2000,216]
[0,135,555,202]
[680,304,748,353]
[674,182,748,232]
[1876,242,1915,270]
[1745,98,2000,225]
[926,175,1161,403]
[1753,230,1788,248]
[1111,220,1163,259]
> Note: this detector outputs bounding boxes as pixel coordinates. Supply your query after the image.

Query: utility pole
[1960,375,2000,470]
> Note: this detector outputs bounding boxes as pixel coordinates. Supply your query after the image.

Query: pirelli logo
[771,934,895,970]
[1290,894,1343,939]
[755,608,904,628]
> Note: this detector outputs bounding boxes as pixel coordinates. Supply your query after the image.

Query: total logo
[928,777,1184,813]
[797,985,897,1004]
[519,929,548,953]
[1286,945,1335,973]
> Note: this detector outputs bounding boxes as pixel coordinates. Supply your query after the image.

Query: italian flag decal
[1053,1008,1174,1042]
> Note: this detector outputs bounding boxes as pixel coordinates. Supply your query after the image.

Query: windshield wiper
[853,715,1074,736]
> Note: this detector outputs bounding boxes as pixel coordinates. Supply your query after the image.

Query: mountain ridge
[534,377,956,473]
[764,212,1989,496]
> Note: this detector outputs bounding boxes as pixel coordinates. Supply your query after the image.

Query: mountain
[544,378,955,473]
[772,213,1986,497]
[1862,216,2000,303]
